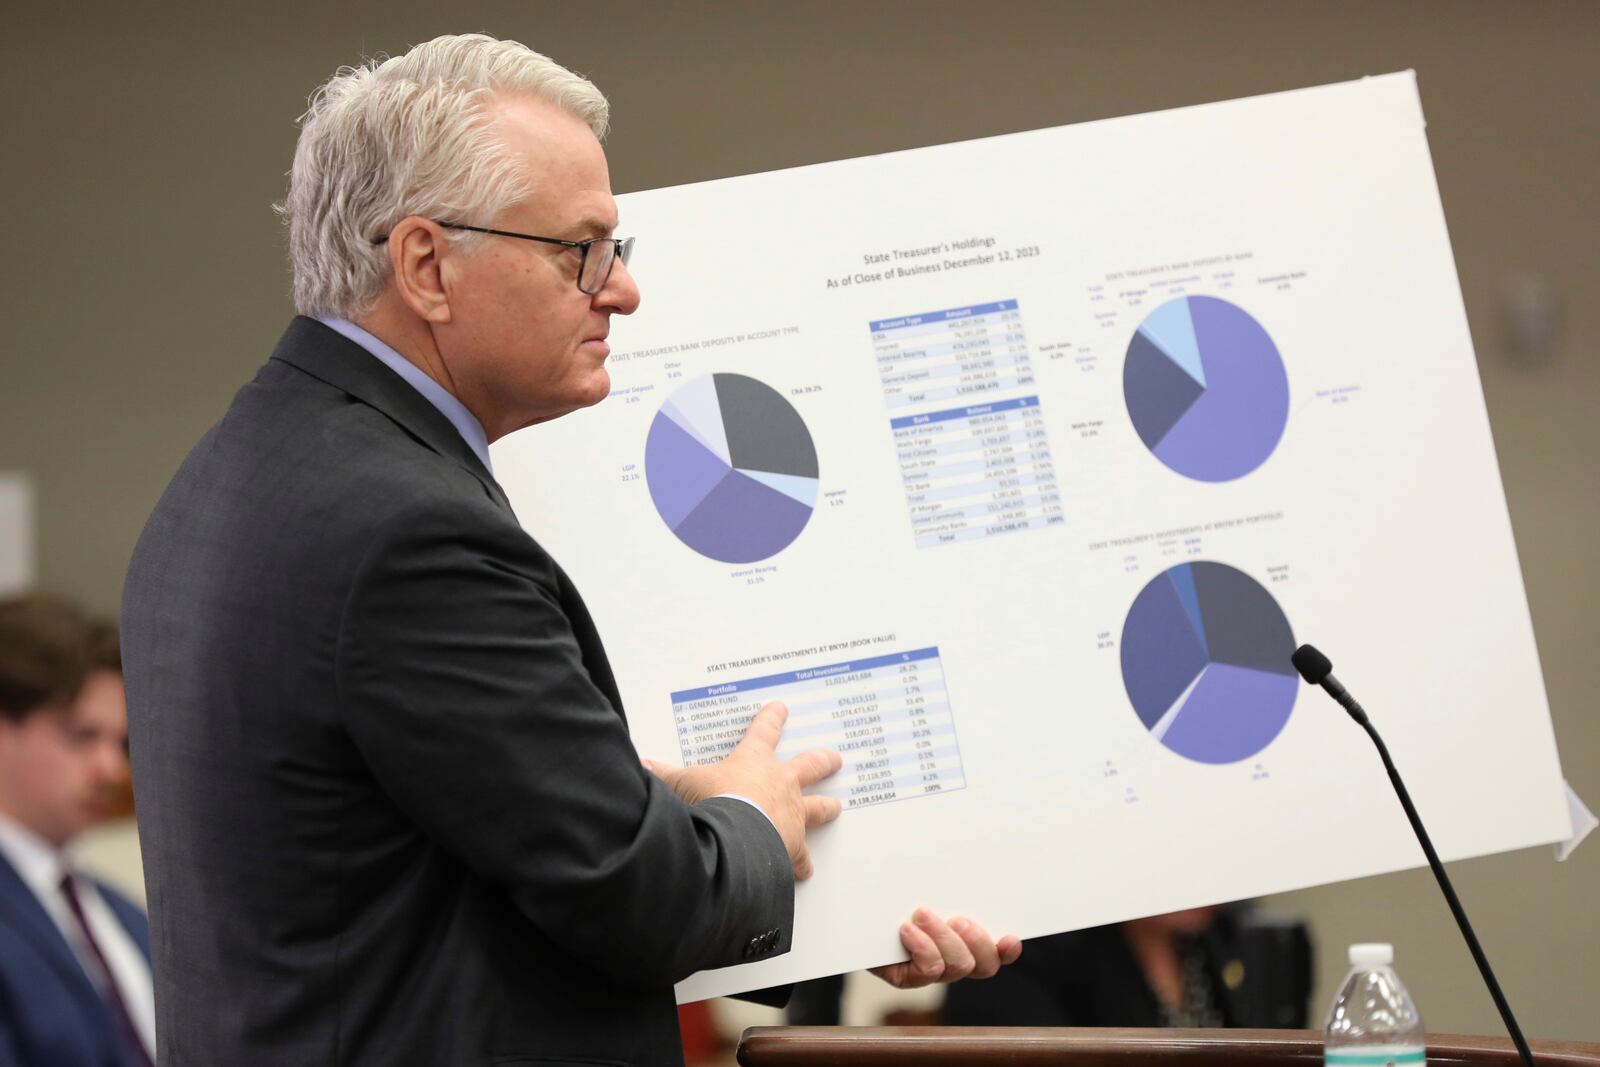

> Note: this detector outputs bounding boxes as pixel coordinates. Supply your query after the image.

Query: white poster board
[492,73,1570,1001]
[0,473,34,596]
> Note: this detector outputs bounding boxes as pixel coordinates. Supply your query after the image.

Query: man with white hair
[122,33,1016,1066]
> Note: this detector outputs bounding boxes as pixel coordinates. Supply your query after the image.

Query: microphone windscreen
[1291,644,1333,684]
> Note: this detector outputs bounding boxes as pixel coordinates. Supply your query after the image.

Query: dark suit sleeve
[337,496,792,986]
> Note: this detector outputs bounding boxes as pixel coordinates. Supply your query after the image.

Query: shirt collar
[0,811,68,901]
[315,316,494,475]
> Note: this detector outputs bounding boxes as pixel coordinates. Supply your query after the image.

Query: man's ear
[387,217,453,325]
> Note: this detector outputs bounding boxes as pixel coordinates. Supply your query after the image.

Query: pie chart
[1123,295,1289,482]
[1120,561,1298,764]
[644,373,819,564]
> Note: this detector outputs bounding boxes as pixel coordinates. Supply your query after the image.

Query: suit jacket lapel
[269,316,512,515]
[0,852,107,1010]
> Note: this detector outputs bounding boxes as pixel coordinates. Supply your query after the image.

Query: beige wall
[5,0,1595,1041]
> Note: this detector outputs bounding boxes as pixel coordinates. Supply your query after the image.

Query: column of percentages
[669,647,965,810]
[892,396,1063,548]
[870,299,1035,409]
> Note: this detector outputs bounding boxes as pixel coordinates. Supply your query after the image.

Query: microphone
[1292,644,1536,1067]
[1289,644,1368,723]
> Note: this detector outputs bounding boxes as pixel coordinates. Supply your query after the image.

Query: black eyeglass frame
[373,221,634,295]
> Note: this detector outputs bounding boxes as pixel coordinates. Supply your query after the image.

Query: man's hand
[644,701,842,881]
[869,907,1023,989]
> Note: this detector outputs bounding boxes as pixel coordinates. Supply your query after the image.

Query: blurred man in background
[0,593,153,1067]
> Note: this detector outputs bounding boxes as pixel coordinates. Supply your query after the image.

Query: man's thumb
[642,756,685,786]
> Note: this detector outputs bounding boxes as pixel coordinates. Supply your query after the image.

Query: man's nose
[597,255,641,315]
[95,739,130,782]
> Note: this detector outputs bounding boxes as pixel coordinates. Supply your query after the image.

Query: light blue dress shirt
[316,316,494,475]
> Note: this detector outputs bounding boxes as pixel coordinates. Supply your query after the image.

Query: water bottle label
[1325,1048,1426,1067]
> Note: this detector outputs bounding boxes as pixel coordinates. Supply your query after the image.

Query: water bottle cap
[1349,942,1394,967]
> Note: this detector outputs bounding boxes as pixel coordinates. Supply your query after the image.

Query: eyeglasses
[374,221,635,295]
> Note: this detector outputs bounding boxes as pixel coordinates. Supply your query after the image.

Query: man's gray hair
[277,33,609,319]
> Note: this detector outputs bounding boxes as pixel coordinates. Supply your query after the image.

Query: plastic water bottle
[1324,943,1426,1067]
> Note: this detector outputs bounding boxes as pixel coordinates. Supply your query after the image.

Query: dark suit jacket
[122,317,792,1067]
[0,852,152,1067]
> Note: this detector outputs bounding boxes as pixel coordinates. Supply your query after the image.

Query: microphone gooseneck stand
[1291,644,1537,1067]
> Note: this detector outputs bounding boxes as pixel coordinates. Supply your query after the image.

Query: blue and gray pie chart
[1120,561,1298,764]
[644,373,819,564]
[1123,295,1289,482]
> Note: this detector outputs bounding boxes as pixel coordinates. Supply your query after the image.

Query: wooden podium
[737,1028,1600,1067]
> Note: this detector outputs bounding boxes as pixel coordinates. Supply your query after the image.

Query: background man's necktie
[59,872,155,1067]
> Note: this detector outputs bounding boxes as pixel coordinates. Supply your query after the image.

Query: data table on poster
[670,647,966,809]
[871,300,1035,409]
[892,396,1063,548]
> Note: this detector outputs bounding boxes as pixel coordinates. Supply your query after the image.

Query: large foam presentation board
[493,73,1570,1000]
